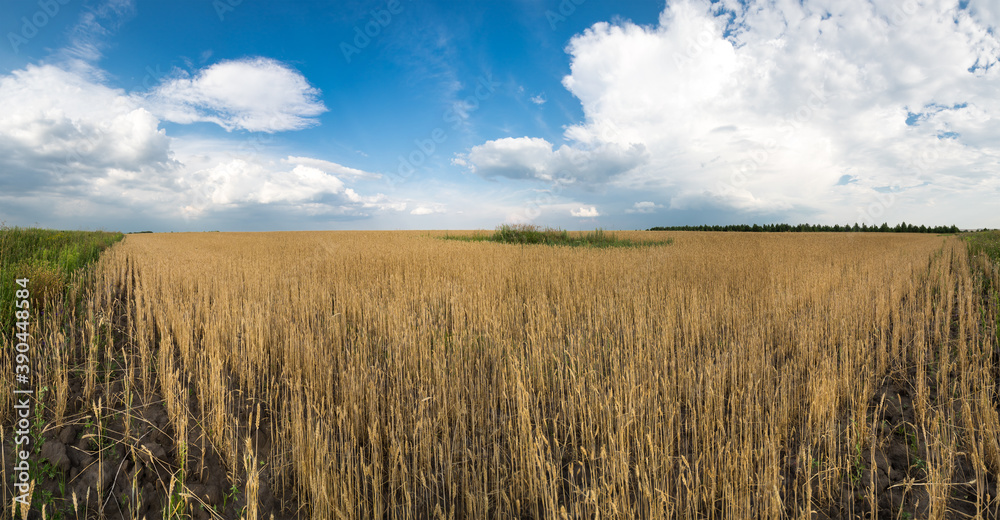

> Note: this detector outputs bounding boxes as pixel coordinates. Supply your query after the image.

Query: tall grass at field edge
[0,225,124,335]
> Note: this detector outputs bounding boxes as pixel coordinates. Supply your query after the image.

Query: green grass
[964,230,1000,348]
[0,224,124,336]
[965,229,1000,262]
[443,224,673,248]
[965,230,1000,296]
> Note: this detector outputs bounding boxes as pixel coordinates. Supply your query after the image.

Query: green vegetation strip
[444,224,673,248]
[0,226,124,334]
[965,229,1000,262]
[964,230,1000,347]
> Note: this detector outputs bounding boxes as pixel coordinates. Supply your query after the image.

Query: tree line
[648,223,963,233]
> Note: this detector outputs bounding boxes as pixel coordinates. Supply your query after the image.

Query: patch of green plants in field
[443,224,673,248]
[965,229,1000,262]
[0,224,124,335]
[965,230,1000,347]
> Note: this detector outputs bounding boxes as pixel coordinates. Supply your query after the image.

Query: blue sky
[0,0,998,231]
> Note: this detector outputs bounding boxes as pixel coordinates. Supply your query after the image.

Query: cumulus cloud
[460,0,1000,226]
[0,64,175,192]
[625,201,663,214]
[530,94,546,105]
[284,156,381,179]
[0,62,401,227]
[410,204,446,215]
[176,157,403,218]
[132,151,405,220]
[186,161,345,206]
[455,136,647,182]
[141,57,327,132]
[571,206,599,217]
[343,189,407,212]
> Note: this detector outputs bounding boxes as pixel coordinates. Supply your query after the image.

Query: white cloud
[410,204,446,215]
[183,159,370,209]
[571,206,599,217]
[0,64,175,190]
[284,156,381,179]
[459,0,1000,227]
[343,188,406,211]
[530,94,546,105]
[57,0,136,65]
[139,152,406,219]
[0,62,403,227]
[455,136,647,182]
[141,57,327,132]
[625,201,663,214]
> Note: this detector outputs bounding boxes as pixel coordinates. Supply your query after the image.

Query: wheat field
[4,230,998,519]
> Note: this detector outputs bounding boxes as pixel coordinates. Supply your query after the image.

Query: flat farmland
[4,231,998,519]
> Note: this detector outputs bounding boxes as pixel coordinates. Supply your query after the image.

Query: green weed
[443,224,673,248]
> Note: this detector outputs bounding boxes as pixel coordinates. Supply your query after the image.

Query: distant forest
[648,223,963,233]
